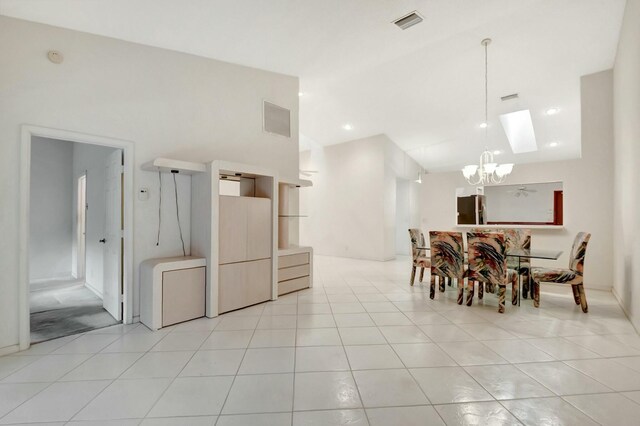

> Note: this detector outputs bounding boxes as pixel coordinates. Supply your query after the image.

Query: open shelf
[141,158,206,175]
[278,215,308,218]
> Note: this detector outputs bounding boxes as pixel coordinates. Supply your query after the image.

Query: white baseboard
[0,344,20,357]
[612,287,639,334]
[84,282,103,299]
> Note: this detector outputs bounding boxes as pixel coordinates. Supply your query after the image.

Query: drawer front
[278,264,310,282]
[162,267,206,327]
[219,259,271,314]
[279,253,309,269]
[278,275,310,296]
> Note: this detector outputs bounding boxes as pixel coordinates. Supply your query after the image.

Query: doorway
[19,125,134,349]
[28,137,124,342]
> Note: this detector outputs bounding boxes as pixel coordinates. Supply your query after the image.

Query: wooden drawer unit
[279,253,309,268]
[277,248,312,296]
[279,276,310,295]
[278,264,310,282]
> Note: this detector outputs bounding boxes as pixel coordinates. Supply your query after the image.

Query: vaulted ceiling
[0,0,626,171]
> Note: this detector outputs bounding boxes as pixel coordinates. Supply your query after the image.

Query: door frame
[75,173,87,280]
[19,125,135,351]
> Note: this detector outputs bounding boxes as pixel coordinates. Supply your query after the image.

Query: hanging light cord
[156,171,162,246]
[172,172,186,256]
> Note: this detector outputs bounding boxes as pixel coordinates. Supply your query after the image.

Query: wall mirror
[456,181,563,226]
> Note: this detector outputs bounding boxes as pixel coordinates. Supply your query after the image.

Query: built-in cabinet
[141,158,315,324]
[140,256,206,330]
[277,178,313,294]
[218,195,272,313]
[191,161,278,317]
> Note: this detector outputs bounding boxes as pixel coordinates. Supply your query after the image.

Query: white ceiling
[0,0,626,171]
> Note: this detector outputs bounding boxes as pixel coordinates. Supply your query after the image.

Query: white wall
[384,139,421,258]
[71,142,119,297]
[300,135,386,260]
[395,180,411,255]
[420,70,614,290]
[483,182,562,224]
[299,134,420,260]
[0,17,299,352]
[613,0,640,330]
[29,137,73,282]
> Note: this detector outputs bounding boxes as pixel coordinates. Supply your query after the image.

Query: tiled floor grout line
[329,288,372,425]
[212,312,262,425]
[3,326,142,424]
[290,291,303,426]
[0,330,135,424]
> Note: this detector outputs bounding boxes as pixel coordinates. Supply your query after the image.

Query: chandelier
[462,38,513,185]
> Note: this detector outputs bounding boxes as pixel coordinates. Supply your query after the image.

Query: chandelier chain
[461,38,514,186]
[484,39,488,150]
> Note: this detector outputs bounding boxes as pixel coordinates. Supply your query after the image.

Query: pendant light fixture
[462,38,513,185]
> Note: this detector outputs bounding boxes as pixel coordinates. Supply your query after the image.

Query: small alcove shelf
[141,158,206,175]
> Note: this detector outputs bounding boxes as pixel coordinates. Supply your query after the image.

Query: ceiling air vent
[393,11,423,30]
[263,101,291,138]
[501,93,519,101]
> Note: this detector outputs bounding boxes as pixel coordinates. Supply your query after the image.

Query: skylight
[499,109,538,153]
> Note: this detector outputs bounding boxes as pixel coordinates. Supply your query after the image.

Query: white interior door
[103,149,123,321]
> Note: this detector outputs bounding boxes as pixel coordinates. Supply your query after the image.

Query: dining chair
[471,228,497,296]
[531,232,591,313]
[429,231,465,302]
[466,231,518,313]
[408,228,430,286]
[503,229,532,298]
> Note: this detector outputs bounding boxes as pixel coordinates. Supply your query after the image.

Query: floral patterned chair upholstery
[466,231,518,313]
[531,232,591,313]
[471,228,532,299]
[408,228,430,286]
[504,229,532,299]
[429,231,465,302]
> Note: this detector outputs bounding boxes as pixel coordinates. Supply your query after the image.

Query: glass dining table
[416,246,563,305]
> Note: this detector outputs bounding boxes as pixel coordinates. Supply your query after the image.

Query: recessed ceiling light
[493,150,501,155]
[546,107,559,115]
[548,142,559,147]
[343,124,353,130]
[479,122,488,129]
[298,92,304,97]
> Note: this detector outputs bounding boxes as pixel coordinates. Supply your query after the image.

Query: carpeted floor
[30,281,119,343]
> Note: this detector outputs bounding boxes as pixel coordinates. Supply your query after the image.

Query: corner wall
[613,0,640,329]
[419,70,614,291]
[0,16,299,352]
[299,134,421,260]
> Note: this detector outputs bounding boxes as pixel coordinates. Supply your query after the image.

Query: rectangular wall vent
[263,101,291,138]
[393,11,423,30]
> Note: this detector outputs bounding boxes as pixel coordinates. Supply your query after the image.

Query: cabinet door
[219,195,248,264]
[162,267,206,327]
[247,197,272,261]
[219,259,271,313]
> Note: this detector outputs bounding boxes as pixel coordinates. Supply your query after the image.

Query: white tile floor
[1,255,640,425]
